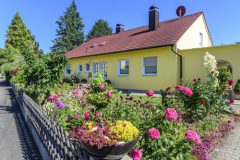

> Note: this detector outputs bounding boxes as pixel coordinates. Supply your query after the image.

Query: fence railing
[11,84,93,160]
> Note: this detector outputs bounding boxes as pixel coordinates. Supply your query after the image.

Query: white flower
[203,52,217,74]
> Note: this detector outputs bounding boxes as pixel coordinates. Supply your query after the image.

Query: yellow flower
[86,121,95,130]
[110,120,139,142]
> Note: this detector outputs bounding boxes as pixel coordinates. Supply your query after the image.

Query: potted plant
[234,79,240,100]
[70,119,139,160]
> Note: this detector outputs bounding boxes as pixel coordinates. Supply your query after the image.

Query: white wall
[177,14,213,50]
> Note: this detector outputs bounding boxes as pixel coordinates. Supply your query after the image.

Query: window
[65,64,71,76]
[118,60,129,75]
[199,32,203,47]
[85,63,90,72]
[78,64,82,72]
[143,57,157,75]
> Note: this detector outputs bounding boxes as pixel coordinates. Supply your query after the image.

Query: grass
[120,93,162,105]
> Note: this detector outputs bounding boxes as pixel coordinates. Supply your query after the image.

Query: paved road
[0,80,41,160]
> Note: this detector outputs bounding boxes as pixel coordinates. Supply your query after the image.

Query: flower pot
[73,138,138,160]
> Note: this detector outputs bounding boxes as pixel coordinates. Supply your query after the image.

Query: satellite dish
[176,6,186,17]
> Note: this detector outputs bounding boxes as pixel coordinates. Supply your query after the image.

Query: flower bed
[10,53,239,160]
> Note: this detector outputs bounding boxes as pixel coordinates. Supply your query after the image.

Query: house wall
[69,47,178,91]
[177,14,213,50]
[180,44,240,86]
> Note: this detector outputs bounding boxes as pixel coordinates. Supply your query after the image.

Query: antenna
[176,6,186,17]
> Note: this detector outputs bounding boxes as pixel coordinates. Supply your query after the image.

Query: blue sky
[1,0,240,53]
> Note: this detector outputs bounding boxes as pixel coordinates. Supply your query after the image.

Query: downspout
[171,45,183,81]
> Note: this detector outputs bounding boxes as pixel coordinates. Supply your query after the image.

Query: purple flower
[84,112,90,120]
[95,112,100,119]
[56,100,66,109]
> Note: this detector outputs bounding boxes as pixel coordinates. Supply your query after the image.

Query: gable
[177,14,213,50]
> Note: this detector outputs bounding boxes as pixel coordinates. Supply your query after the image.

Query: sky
[1,0,240,53]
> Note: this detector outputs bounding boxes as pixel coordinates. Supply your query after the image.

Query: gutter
[171,45,183,81]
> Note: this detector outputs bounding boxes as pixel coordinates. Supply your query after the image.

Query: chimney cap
[116,24,124,27]
[149,6,159,10]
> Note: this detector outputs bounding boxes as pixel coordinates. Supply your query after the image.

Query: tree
[51,0,84,53]
[5,12,36,52]
[86,19,112,41]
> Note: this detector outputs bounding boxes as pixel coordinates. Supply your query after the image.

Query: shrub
[105,79,111,85]
[234,79,240,94]
[81,79,87,83]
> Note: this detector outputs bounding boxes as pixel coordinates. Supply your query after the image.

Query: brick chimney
[149,6,159,31]
[116,24,124,34]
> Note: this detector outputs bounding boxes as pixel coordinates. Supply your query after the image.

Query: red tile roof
[66,12,203,59]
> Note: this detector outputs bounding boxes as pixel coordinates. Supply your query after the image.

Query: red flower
[228,80,234,86]
[146,90,154,97]
[230,98,235,104]
[193,78,198,85]
[200,100,205,105]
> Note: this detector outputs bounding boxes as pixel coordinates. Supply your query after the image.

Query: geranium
[165,108,178,121]
[130,149,142,160]
[84,112,90,120]
[230,98,235,104]
[56,100,66,109]
[146,90,154,97]
[228,80,234,86]
[148,128,160,140]
[48,94,58,103]
[106,91,112,98]
[185,130,201,144]
[99,84,105,91]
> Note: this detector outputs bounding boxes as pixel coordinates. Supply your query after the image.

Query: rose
[185,130,201,144]
[95,112,100,119]
[146,90,154,97]
[130,149,142,160]
[48,94,58,103]
[56,100,66,109]
[184,87,193,97]
[228,80,234,86]
[148,128,160,140]
[84,112,90,120]
[230,98,235,104]
[201,100,205,105]
[99,84,105,91]
[165,108,178,121]
[106,91,112,98]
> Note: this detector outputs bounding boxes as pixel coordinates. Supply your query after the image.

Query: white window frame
[84,63,90,72]
[199,32,203,47]
[77,64,83,73]
[142,57,158,76]
[118,60,129,76]
[64,64,71,76]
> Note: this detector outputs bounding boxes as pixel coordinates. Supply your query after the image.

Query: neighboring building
[66,6,214,91]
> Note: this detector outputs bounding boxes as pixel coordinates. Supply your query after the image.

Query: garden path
[210,102,240,160]
[0,80,41,160]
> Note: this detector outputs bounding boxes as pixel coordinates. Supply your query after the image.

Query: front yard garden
[6,50,240,160]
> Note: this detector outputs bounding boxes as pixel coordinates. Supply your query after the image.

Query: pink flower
[130,149,142,160]
[185,130,201,144]
[95,112,100,119]
[99,84,105,91]
[48,94,58,103]
[148,128,160,140]
[84,112,90,120]
[228,80,234,86]
[165,108,178,121]
[146,90,154,97]
[75,114,81,119]
[230,98,235,104]
[176,85,193,97]
[106,91,112,98]
[56,100,66,109]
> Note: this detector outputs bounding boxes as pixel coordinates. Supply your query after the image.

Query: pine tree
[86,19,112,41]
[5,12,36,52]
[51,0,84,53]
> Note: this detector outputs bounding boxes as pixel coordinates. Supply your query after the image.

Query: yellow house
[66,6,213,91]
